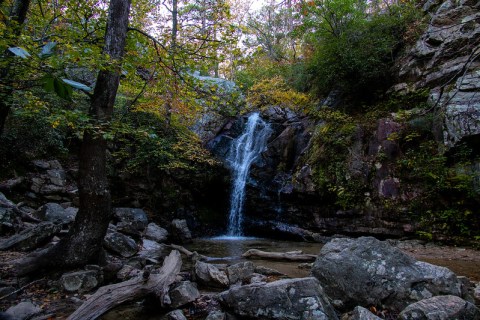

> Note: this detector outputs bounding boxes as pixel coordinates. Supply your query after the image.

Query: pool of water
[186,238,480,281]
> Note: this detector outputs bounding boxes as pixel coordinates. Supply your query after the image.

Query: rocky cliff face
[205,0,480,240]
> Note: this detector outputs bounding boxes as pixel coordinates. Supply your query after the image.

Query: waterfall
[226,112,272,236]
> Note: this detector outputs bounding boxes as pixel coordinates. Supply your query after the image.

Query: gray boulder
[60,269,102,293]
[168,281,200,308]
[37,203,76,223]
[311,237,462,312]
[143,222,169,243]
[114,207,148,232]
[227,261,255,284]
[194,261,229,288]
[0,222,62,251]
[103,230,138,257]
[170,219,192,244]
[137,239,168,261]
[398,295,480,320]
[5,301,41,320]
[220,277,338,320]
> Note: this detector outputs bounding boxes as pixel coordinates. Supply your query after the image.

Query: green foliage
[300,0,422,100]
[302,107,366,209]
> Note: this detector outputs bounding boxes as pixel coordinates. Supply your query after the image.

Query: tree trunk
[0,0,31,137]
[16,0,131,275]
[67,250,182,320]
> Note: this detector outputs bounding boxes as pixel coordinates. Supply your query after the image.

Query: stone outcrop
[396,0,480,148]
[398,295,480,320]
[311,237,463,312]
[194,261,229,288]
[219,277,338,320]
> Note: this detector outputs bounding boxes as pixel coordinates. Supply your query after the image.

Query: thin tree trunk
[16,0,131,275]
[0,0,31,137]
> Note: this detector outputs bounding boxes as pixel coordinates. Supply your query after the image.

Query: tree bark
[242,249,317,262]
[0,0,31,137]
[67,250,182,320]
[16,0,131,275]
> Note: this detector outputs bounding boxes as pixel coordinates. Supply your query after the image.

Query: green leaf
[43,75,55,92]
[62,78,92,92]
[39,42,57,58]
[54,78,72,100]
[8,47,31,59]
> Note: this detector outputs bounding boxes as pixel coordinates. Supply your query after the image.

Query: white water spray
[226,113,272,236]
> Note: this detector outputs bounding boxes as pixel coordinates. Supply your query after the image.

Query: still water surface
[186,238,480,281]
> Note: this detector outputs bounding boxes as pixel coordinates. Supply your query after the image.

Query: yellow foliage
[247,76,313,113]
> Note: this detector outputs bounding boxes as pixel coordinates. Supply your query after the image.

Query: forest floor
[0,240,479,319]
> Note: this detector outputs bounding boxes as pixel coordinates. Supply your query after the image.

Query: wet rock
[104,230,138,258]
[168,281,200,308]
[170,219,192,244]
[114,207,148,232]
[398,295,480,320]
[227,261,255,284]
[0,222,62,251]
[37,203,75,223]
[220,277,338,320]
[60,270,102,293]
[143,222,169,243]
[160,309,188,320]
[194,261,229,288]
[347,306,382,320]
[311,237,462,312]
[5,301,42,320]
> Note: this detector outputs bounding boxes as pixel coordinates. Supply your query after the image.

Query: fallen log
[166,244,207,261]
[67,250,182,320]
[242,249,317,262]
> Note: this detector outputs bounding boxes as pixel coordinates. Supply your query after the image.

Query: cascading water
[225,112,272,237]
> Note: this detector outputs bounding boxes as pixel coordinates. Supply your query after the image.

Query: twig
[0,278,45,301]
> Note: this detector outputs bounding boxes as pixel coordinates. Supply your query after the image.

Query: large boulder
[194,261,229,288]
[114,207,149,232]
[220,277,338,320]
[227,261,255,284]
[37,203,76,223]
[103,230,138,258]
[170,219,192,244]
[168,281,200,308]
[311,237,462,312]
[143,222,169,243]
[398,295,480,320]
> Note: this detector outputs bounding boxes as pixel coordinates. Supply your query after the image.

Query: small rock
[60,270,101,293]
[349,306,382,320]
[143,223,169,243]
[170,219,192,244]
[5,301,42,320]
[475,282,480,305]
[161,309,187,320]
[168,281,200,308]
[117,265,142,281]
[194,261,229,288]
[249,273,268,284]
[205,311,226,320]
[399,295,480,320]
[104,231,138,258]
[254,266,285,276]
[227,261,255,284]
